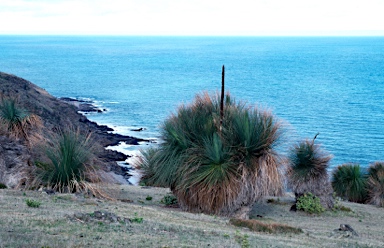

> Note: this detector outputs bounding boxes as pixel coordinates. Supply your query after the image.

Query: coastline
[60,96,153,185]
[0,72,150,186]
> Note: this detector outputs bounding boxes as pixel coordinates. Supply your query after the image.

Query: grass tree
[367,162,384,207]
[331,163,368,203]
[137,91,284,216]
[32,128,101,194]
[0,97,40,140]
[288,135,334,209]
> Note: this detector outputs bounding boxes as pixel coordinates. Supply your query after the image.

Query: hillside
[0,72,147,187]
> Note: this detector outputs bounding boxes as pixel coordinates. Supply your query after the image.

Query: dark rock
[339,224,358,236]
[131,127,145,132]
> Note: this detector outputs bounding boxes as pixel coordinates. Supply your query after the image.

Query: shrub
[0,183,7,189]
[331,163,368,203]
[366,162,384,207]
[161,194,178,206]
[137,92,284,216]
[25,199,41,208]
[32,128,100,194]
[288,135,334,209]
[296,193,325,214]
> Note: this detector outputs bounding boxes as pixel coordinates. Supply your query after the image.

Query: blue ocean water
[1,36,383,168]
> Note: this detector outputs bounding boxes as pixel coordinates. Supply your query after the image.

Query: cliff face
[0,72,144,187]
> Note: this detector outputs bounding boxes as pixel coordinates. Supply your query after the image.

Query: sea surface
[1,36,383,169]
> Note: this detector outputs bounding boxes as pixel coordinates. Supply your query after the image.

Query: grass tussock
[136,92,284,216]
[288,135,334,209]
[29,128,109,198]
[367,162,384,207]
[229,218,303,234]
[0,96,42,141]
[332,163,368,203]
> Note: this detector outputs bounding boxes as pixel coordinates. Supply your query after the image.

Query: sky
[0,0,383,36]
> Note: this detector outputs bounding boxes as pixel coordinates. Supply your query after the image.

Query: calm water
[1,36,383,168]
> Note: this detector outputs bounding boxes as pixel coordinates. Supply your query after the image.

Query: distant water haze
[1,36,383,168]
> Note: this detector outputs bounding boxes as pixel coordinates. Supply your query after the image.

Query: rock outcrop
[0,136,30,188]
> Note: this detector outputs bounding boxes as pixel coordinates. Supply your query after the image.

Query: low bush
[296,193,325,214]
[25,199,41,208]
[0,183,7,189]
[161,194,178,206]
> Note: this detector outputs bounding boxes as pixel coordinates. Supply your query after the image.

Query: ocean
[1,36,383,168]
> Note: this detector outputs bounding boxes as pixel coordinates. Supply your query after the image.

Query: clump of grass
[229,218,302,234]
[25,198,41,208]
[234,230,250,248]
[366,162,384,207]
[332,193,353,212]
[131,213,143,223]
[332,163,368,203]
[30,128,105,197]
[288,134,334,209]
[0,97,41,140]
[296,193,325,214]
[0,183,7,189]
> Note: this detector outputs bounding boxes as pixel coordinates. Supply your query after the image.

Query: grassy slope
[0,186,383,248]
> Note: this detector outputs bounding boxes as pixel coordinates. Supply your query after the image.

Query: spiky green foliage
[331,163,368,203]
[33,128,98,193]
[367,162,384,207]
[0,97,30,139]
[137,92,284,216]
[288,136,334,209]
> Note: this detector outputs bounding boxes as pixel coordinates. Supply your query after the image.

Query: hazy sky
[1,0,383,36]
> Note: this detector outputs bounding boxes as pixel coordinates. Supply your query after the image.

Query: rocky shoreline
[0,72,149,186]
[60,97,149,183]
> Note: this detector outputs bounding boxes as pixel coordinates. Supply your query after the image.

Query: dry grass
[0,185,383,247]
